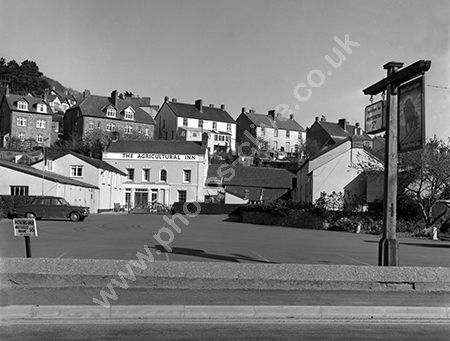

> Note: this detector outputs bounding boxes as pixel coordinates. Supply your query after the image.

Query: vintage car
[12,196,89,221]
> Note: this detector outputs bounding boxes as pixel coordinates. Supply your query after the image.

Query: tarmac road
[1,213,449,266]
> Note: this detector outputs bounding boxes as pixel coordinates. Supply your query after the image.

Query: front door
[134,190,148,207]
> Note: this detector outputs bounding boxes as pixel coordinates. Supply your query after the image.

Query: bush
[172,202,243,215]
[0,195,35,219]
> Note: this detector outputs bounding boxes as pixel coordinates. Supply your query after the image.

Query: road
[2,321,450,341]
[1,213,449,266]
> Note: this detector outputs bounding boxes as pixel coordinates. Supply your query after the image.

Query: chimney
[320,115,326,122]
[172,98,177,102]
[209,104,214,108]
[5,84,10,96]
[315,116,319,122]
[83,89,91,99]
[43,88,49,102]
[289,113,294,120]
[249,109,255,113]
[241,107,246,114]
[111,90,118,107]
[338,118,347,130]
[164,96,169,102]
[355,122,360,128]
[268,110,276,120]
[220,104,225,110]
[195,99,203,112]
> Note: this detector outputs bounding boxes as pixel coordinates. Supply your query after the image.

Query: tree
[0,58,50,95]
[300,138,321,159]
[356,135,450,230]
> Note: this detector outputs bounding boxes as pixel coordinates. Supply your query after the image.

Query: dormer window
[17,101,28,110]
[36,103,47,113]
[106,108,116,118]
[124,108,134,120]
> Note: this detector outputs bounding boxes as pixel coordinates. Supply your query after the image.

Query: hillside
[42,75,82,99]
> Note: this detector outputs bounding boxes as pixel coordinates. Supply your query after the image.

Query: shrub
[172,202,243,215]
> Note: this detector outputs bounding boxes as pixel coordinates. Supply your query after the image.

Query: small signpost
[363,60,431,266]
[13,218,38,258]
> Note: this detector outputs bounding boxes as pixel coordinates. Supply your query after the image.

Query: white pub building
[103,139,209,207]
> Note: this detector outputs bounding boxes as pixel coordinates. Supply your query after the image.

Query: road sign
[13,218,38,237]
[365,100,385,134]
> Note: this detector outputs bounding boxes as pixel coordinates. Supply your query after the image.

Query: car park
[12,196,89,222]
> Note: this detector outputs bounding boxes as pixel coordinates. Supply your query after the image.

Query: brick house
[0,87,53,148]
[154,97,236,155]
[63,90,156,142]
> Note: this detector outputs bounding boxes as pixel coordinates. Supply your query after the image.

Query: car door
[31,198,46,218]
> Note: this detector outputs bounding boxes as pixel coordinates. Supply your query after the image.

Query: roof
[315,121,372,141]
[240,112,305,132]
[71,94,155,124]
[206,164,295,189]
[225,185,290,202]
[2,94,53,115]
[105,140,206,155]
[0,160,98,189]
[165,101,235,123]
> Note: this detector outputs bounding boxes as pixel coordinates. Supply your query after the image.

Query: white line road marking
[249,250,271,263]
[57,251,70,258]
[339,254,373,266]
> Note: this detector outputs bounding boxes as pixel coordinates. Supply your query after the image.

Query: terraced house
[63,90,155,142]
[155,97,236,155]
[0,87,53,148]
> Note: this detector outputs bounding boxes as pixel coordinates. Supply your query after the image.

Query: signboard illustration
[365,100,385,134]
[13,218,38,237]
[398,76,425,153]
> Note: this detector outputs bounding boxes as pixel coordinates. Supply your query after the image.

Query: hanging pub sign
[364,100,385,134]
[398,76,425,153]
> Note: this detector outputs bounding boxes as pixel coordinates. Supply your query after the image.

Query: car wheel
[69,212,81,222]
[25,212,36,219]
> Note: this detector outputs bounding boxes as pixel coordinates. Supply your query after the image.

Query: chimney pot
[289,113,294,120]
[321,115,326,122]
[83,89,91,99]
[164,96,169,102]
[249,109,255,114]
[172,98,177,103]
[355,122,360,128]
[241,107,246,114]
[209,104,214,108]
[220,104,225,110]
[315,116,319,122]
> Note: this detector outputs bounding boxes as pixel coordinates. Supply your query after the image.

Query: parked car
[12,196,89,221]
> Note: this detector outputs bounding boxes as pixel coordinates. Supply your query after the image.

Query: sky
[1,0,449,139]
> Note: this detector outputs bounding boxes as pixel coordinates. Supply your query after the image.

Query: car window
[32,198,43,205]
[52,198,62,206]
[42,198,52,206]
[59,198,70,206]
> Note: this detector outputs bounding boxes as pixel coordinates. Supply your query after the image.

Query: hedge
[241,210,324,229]
[172,202,244,215]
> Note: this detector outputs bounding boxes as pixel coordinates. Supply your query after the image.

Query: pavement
[1,257,450,322]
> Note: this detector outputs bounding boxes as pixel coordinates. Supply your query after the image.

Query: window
[70,165,83,177]
[89,121,94,130]
[17,101,28,110]
[124,125,132,134]
[261,127,265,136]
[162,119,166,128]
[151,189,158,202]
[198,119,203,128]
[142,168,150,182]
[18,133,25,141]
[126,168,134,181]
[37,135,44,144]
[160,169,167,182]
[106,123,113,132]
[227,123,231,132]
[212,122,217,130]
[10,186,29,196]
[17,117,27,127]
[183,169,191,183]
[124,109,134,120]
[286,130,290,138]
[125,188,131,207]
[274,129,278,137]
[37,103,47,113]
[273,141,278,150]
[286,142,291,152]
[178,190,187,203]
[36,119,46,129]
[106,108,116,118]
[97,122,101,129]
[214,134,218,141]
[183,118,188,126]
[144,128,149,136]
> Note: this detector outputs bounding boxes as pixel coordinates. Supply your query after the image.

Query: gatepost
[363,60,431,266]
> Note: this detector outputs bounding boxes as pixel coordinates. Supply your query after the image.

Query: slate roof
[3,94,53,115]
[241,112,305,132]
[105,140,206,155]
[0,160,98,189]
[315,121,372,141]
[165,101,235,123]
[206,164,295,189]
[225,185,290,202]
[71,94,155,124]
